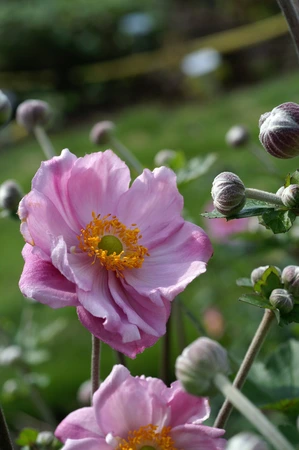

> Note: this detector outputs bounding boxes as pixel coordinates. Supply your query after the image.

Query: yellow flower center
[116,424,177,450]
[77,212,149,277]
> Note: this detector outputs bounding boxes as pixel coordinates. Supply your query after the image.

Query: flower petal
[77,307,160,358]
[19,189,77,255]
[68,150,131,226]
[55,407,100,442]
[19,244,79,308]
[116,167,184,249]
[124,221,213,302]
[171,424,226,450]
[60,438,109,450]
[93,365,170,438]
[31,149,81,232]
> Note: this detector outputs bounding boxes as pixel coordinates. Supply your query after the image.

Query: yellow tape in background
[0,14,288,90]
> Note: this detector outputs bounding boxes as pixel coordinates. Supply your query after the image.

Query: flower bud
[225,125,250,148]
[276,186,285,197]
[90,121,115,145]
[282,265,299,297]
[36,431,55,446]
[226,432,269,450]
[211,172,246,216]
[269,288,294,313]
[281,184,299,208]
[175,337,230,397]
[154,149,177,166]
[77,379,92,405]
[250,265,281,286]
[0,90,12,126]
[16,99,51,131]
[259,102,299,159]
[0,179,23,214]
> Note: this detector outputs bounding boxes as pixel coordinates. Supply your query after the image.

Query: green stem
[214,373,295,450]
[33,126,56,159]
[245,187,284,206]
[115,351,127,367]
[110,135,143,174]
[276,0,299,60]
[214,309,275,428]
[91,335,101,401]
[160,316,171,385]
[0,406,14,450]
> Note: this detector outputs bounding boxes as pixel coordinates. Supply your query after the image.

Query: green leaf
[168,151,186,170]
[177,153,217,185]
[280,304,299,326]
[290,169,299,185]
[16,428,38,446]
[262,398,299,415]
[261,209,296,234]
[201,205,275,220]
[236,277,252,287]
[284,172,291,188]
[239,293,272,309]
[253,266,283,298]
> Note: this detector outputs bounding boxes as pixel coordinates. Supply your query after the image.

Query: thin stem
[91,335,101,401]
[214,309,275,428]
[160,316,171,385]
[174,297,186,352]
[276,0,299,60]
[33,126,56,159]
[115,351,127,367]
[214,373,295,450]
[245,187,284,206]
[0,406,14,450]
[110,135,143,174]
[248,143,281,180]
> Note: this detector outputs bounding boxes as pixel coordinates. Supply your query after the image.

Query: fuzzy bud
[154,149,177,166]
[0,179,23,213]
[225,125,250,148]
[90,121,115,145]
[211,172,246,216]
[250,265,281,286]
[16,99,51,131]
[175,337,230,397]
[276,186,285,197]
[36,431,55,446]
[0,91,12,125]
[269,288,294,313]
[282,265,299,297]
[281,184,299,208]
[227,432,269,450]
[259,102,299,159]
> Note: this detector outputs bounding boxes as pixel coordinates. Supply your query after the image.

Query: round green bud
[211,172,246,216]
[269,288,294,313]
[175,337,230,397]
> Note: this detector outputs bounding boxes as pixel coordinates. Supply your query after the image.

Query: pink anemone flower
[18,149,212,357]
[55,364,226,450]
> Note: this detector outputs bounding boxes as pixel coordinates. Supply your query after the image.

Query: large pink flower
[55,364,226,450]
[19,149,212,357]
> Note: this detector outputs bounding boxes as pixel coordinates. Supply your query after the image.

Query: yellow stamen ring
[116,424,177,450]
[77,212,149,276]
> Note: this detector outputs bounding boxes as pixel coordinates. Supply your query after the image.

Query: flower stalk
[276,0,299,60]
[245,188,284,206]
[213,372,294,450]
[91,335,101,400]
[110,135,143,174]
[0,406,14,450]
[214,309,275,428]
[33,126,56,159]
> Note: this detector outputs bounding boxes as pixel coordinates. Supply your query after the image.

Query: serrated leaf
[239,293,272,309]
[16,428,39,446]
[284,173,291,188]
[236,277,252,287]
[253,266,283,298]
[177,153,217,185]
[261,209,296,234]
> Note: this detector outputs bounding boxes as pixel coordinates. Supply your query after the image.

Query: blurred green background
[1,0,299,444]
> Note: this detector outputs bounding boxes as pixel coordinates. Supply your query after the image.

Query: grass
[1,70,299,433]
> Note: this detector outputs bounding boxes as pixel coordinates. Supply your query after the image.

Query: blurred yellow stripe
[0,14,288,90]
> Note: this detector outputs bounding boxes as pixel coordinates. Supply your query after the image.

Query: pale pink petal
[20,190,77,255]
[166,381,210,427]
[93,365,169,438]
[68,150,131,226]
[19,244,79,308]
[31,149,81,232]
[124,221,213,302]
[116,167,184,249]
[61,438,109,450]
[77,308,160,358]
[171,424,226,450]
[55,407,100,442]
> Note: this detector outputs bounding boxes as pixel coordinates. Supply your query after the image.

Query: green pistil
[98,235,123,255]
[140,447,156,450]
